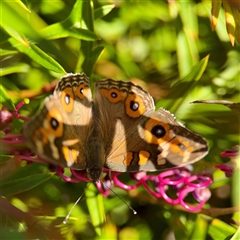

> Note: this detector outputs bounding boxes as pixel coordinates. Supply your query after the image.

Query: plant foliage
[0,0,239,239]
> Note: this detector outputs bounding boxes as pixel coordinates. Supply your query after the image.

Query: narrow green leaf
[189,215,208,240]
[176,31,192,78]
[179,1,198,38]
[0,173,54,196]
[232,168,240,212]
[41,23,98,41]
[67,0,83,26]
[177,2,199,78]
[0,63,30,76]
[41,0,98,41]
[208,218,236,239]
[177,29,198,78]
[68,28,98,41]
[78,1,95,75]
[80,40,94,76]
[163,55,209,112]
[13,0,31,13]
[0,85,15,110]
[175,54,209,86]
[231,227,240,240]
[86,46,105,76]
[1,2,42,42]
[82,0,94,32]
[91,46,105,62]
[191,100,240,112]
[171,214,188,239]
[2,25,30,47]
[85,184,105,236]
[94,5,115,20]
[8,38,66,74]
[40,23,68,39]
[1,2,74,70]
[0,49,18,57]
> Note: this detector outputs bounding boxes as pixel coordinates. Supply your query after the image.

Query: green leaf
[208,218,236,239]
[232,167,240,212]
[0,85,15,110]
[41,23,98,41]
[85,46,105,77]
[40,0,98,41]
[171,213,189,239]
[81,0,94,31]
[176,30,198,78]
[231,227,240,240]
[0,63,30,76]
[189,215,208,240]
[85,184,105,236]
[77,1,96,75]
[12,0,31,13]
[94,4,115,20]
[80,40,93,75]
[177,1,199,78]
[162,54,209,113]
[8,38,66,74]
[1,2,42,42]
[66,0,83,25]
[191,100,240,112]
[0,173,54,196]
[0,48,18,57]
[179,1,198,39]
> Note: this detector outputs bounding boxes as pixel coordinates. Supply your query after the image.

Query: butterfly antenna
[107,186,137,215]
[63,182,91,224]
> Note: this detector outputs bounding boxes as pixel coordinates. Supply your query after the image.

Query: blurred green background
[1,0,239,239]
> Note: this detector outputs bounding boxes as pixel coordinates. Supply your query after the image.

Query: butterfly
[23,73,208,182]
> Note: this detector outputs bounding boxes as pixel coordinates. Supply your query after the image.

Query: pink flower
[215,145,239,177]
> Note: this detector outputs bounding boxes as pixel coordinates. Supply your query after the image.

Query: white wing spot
[49,134,59,159]
[36,140,43,154]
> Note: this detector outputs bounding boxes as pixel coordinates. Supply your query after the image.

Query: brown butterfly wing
[95,79,208,172]
[23,73,93,170]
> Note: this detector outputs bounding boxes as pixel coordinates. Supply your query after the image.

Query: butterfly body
[24,73,208,182]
